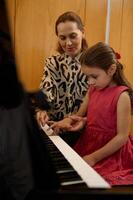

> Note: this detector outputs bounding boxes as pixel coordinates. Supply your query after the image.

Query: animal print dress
[40,53,88,121]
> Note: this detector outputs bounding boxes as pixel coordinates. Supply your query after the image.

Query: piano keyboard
[41,124,111,189]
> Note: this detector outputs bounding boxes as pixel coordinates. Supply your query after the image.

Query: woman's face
[57,21,83,57]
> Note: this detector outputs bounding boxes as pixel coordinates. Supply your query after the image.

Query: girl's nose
[89,78,95,85]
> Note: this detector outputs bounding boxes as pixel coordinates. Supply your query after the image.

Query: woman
[36,11,89,125]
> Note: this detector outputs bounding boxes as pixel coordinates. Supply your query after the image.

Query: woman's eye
[70,33,77,39]
[59,36,66,40]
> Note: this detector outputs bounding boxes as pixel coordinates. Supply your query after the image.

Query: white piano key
[61,180,84,186]
[41,124,54,136]
[56,169,74,174]
[49,135,111,189]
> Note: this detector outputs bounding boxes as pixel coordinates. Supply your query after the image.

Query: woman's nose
[66,38,72,45]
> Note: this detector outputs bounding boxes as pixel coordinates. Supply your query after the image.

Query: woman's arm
[36,57,57,125]
[50,91,89,132]
[40,57,57,103]
[84,91,131,166]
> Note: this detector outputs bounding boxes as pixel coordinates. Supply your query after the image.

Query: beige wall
[109,0,133,132]
[6,0,133,132]
[110,0,133,84]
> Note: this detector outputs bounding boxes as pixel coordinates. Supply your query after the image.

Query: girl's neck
[108,80,117,88]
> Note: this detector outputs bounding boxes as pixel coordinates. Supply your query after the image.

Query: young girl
[51,42,133,186]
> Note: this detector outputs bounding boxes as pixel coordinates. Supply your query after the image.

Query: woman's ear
[82,28,85,35]
[108,64,117,76]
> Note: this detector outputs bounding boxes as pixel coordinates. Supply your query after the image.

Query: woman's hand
[49,117,73,134]
[83,154,97,167]
[36,110,49,126]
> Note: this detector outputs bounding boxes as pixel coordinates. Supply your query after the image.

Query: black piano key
[40,131,88,188]
[59,171,83,182]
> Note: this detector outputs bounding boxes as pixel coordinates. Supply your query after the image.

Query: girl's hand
[68,115,87,131]
[36,110,49,126]
[83,154,97,167]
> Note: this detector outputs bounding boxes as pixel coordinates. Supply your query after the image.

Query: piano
[37,125,133,199]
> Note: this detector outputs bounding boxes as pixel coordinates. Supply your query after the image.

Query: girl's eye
[88,75,97,79]
[88,75,98,80]
[92,75,97,79]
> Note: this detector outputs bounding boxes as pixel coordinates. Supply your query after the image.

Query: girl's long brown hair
[80,42,133,110]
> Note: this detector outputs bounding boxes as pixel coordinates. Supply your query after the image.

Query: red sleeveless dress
[74,86,133,185]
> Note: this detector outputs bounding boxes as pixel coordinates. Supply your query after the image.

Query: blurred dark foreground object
[0,0,60,199]
[28,90,52,116]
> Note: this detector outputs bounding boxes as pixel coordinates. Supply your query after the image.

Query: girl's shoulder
[117,86,130,101]
[109,85,130,104]
[115,85,129,92]
[88,85,129,98]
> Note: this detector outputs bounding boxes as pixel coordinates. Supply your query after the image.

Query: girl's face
[82,65,116,90]
[57,21,83,57]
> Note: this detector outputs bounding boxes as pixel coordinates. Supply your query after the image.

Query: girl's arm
[76,91,89,116]
[84,91,131,166]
